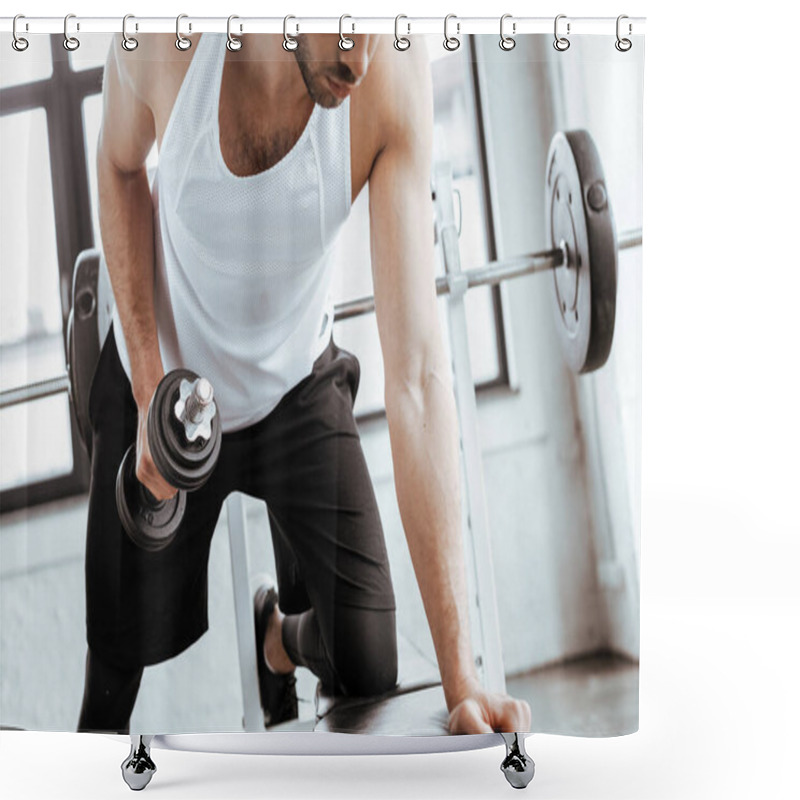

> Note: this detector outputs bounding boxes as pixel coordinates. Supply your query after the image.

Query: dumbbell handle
[180,377,214,425]
[138,482,169,509]
[130,378,205,505]
[129,438,178,508]
[173,376,217,444]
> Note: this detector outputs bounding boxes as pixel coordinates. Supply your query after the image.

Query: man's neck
[221,34,308,112]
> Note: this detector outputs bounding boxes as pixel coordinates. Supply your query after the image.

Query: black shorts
[85,326,396,670]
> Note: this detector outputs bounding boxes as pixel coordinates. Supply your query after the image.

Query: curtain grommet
[12,14,29,52]
[121,14,138,51]
[176,14,192,51]
[553,14,570,51]
[339,14,355,51]
[226,15,242,52]
[63,14,80,51]
[443,14,460,52]
[283,15,298,52]
[394,15,411,51]
[499,14,516,51]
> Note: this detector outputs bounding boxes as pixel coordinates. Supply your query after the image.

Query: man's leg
[239,339,398,697]
[77,646,144,734]
[78,326,143,732]
[263,506,398,697]
[281,598,398,698]
[79,325,229,731]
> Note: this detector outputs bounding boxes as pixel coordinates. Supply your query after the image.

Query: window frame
[466,39,515,394]
[1,37,101,513]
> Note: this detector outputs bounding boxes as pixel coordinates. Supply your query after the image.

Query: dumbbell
[115,369,222,552]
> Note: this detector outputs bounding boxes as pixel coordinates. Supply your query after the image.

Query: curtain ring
[121,14,138,51]
[339,14,355,51]
[615,15,632,52]
[499,14,515,51]
[176,14,192,51]
[394,15,410,51]
[11,14,30,53]
[12,14,29,52]
[443,14,460,51]
[553,14,570,51]
[283,15,298,51]
[227,15,242,51]
[63,14,80,51]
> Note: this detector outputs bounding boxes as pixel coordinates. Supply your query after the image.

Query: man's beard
[293,37,356,109]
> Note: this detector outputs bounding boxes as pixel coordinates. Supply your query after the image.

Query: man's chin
[313,76,352,109]
[311,85,345,110]
[317,94,343,110]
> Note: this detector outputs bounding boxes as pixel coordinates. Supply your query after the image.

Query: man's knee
[338,649,398,698]
[334,606,398,697]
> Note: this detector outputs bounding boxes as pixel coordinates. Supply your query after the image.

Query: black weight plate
[67,250,102,455]
[544,130,617,374]
[147,370,222,491]
[115,444,186,552]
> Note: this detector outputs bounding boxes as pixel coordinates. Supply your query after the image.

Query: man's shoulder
[114,33,186,108]
[355,35,433,151]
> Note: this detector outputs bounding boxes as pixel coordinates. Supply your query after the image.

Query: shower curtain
[0,24,644,740]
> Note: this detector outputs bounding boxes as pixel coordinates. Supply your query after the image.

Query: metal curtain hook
[63,13,80,51]
[12,14,29,52]
[553,14,570,51]
[121,14,138,51]
[394,14,411,51]
[176,14,192,51]
[227,15,242,51]
[339,14,355,50]
[443,14,460,51]
[499,14,516,51]
[283,15,298,51]
[615,14,632,51]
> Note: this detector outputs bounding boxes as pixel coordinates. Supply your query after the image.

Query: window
[0,36,102,512]
[1,34,511,511]
[0,109,72,491]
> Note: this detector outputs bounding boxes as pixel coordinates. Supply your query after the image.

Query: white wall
[552,35,644,659]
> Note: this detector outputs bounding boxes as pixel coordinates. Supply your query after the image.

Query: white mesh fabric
[112,33,351,432]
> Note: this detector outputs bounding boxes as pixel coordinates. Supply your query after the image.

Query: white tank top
[111,32,352,432]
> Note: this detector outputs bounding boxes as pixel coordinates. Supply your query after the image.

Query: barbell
[342,129,640,374]
[0,129,642,415]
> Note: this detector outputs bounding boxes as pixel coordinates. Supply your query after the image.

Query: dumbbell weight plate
[115,444,186,552]
[147,369,222,491]
[545,130,618,374]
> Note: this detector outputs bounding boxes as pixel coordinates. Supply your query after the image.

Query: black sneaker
[253,581,299,727]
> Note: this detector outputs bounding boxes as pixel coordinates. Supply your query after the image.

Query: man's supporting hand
[446,675,532,734]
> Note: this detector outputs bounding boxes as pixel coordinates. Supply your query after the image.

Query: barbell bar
[0,224,642,411]
[0,374,71,409]
[335,226,642,321]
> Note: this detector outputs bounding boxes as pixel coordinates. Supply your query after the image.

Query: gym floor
[277,637,639,736]
[505,652,639,737]
[0,494,638,736]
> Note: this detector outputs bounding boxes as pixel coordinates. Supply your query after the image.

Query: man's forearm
[385,365,480,710]
[97,146,163,408]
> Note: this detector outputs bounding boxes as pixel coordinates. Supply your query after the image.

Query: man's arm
[367,41,531,734]
[97,40,175,500]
